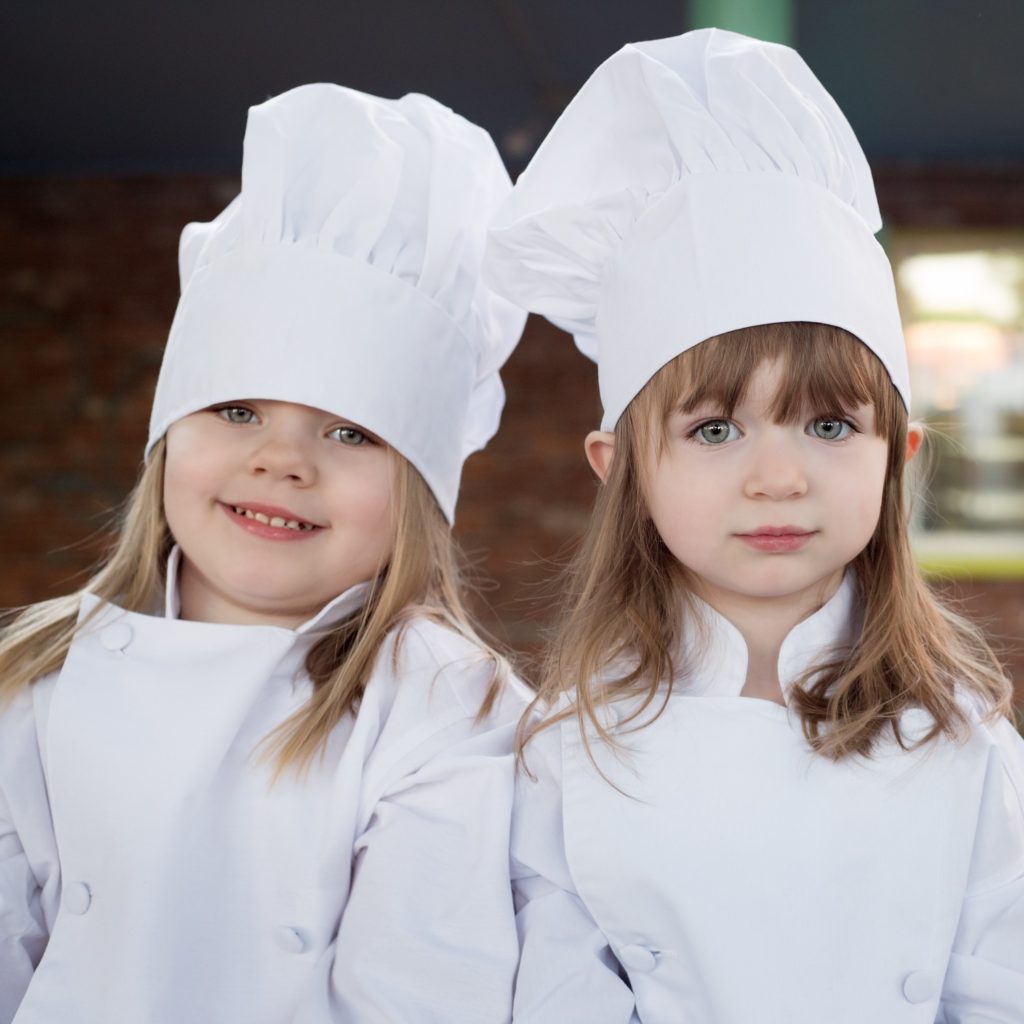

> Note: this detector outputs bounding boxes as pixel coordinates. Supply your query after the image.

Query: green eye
[809,417,852,441]
[218,406,257,424]
[330,426,368,446]
[695,420,738,445]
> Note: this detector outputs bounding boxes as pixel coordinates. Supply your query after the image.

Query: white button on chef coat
[902,969,940,1004]
[511,576,1024,1023]
[618,944,657,973]
[98,622,133,653]
[1,546,529,1024]
[274,926,307,955]
[63,882,92,915]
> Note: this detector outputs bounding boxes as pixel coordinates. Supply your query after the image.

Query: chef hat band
[484,29,910,429]
[599,172,906,428]
[148,84,526,523]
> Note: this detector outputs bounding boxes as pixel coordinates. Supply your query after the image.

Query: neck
[177,562,316,630]
[693,570,845,702]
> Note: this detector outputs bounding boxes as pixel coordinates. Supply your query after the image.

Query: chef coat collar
[680,573,860,703]
[162,544,371,635]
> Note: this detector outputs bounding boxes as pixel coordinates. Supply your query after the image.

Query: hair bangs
[641,322,903,445]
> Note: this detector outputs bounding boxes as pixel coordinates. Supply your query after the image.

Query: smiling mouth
[226,504,318,532]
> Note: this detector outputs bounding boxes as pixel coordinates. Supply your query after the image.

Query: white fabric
[485,28,910,428]
[148,84,527,522]
[511,579,1024,1022]
[0,553,531,1023]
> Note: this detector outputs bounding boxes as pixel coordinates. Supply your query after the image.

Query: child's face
[642,359,889,613]
[163,399,395,627]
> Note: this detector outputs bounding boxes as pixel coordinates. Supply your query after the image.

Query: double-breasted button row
[614,945,936,1002]
[62,884,310,960]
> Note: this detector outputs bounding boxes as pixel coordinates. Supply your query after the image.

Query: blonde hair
[0,438,506,774]
[522,322,1012,762]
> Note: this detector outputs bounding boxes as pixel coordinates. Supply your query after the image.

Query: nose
[247,432,317,485]
[743,429,808,500]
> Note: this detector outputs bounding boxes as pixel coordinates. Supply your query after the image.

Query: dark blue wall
[2,0,1021,175]
[798,0,1024,160]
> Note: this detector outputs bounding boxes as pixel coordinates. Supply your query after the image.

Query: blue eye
[694,419,740,445]
[217,406,257,424]
[329,426,368,446]
[808,417,853,441]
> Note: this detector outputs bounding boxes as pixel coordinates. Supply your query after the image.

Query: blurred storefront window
[890,233,1024,576]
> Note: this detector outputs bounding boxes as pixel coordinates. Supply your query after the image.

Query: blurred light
[898,251,1024,325]
[905,321,1008,371]
[501,123,540,162]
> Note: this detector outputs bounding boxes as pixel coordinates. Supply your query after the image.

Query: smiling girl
[485,30,1024,1023]
[0,84,527,1023]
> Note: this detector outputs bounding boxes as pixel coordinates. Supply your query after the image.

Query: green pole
[687,0,794,45]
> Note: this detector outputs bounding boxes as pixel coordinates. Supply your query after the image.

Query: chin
[705,564,837,601]
[219,573,316,609]
[756,566,844,599]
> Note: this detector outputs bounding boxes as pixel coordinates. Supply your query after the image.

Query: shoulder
[355,617,531,799]
[946,687,1024,771]
[511,711,578,886]
[946,698,1024,892]
[961,696,1024,809]
[518,710,564,788]
[367,613,531,728]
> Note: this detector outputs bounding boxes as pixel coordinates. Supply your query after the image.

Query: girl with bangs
[485,29,1024,1024]
[0,86,528,1023]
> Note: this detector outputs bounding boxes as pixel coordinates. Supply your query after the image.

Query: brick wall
[1,178,1021,705]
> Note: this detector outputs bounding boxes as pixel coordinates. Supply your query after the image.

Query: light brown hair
[0,438,506,775]
[521,322,1012,762]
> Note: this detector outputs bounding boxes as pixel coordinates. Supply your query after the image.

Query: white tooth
[254,512,270,524]
[286,520,299,529]
[244,509,256,519]
[269,516,286,527]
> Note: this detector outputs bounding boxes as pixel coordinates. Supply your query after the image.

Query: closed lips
[737,526,813,536]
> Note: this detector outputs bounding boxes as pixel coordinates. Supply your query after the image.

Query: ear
[905,422,925,463]
[584,430,616,483]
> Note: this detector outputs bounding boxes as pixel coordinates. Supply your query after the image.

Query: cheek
[332,460,396,538]
[162,430,224,532]
[162,446,196,529]
[647,454,720,521]
[832,449,888,541]
[645,462,714,555]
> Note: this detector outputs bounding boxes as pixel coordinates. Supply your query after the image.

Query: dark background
[2,0,1022,692]
[4,1,1024,175]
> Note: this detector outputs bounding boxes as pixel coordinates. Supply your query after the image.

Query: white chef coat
[511,576,1024,1023]
[0,547,531,1023]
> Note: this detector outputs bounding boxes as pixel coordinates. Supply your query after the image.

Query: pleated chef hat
[485,28,909,429]
[148,84,526,522]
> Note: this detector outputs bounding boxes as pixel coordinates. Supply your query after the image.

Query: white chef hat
[485,28,910,429]
[148,83,526,522]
